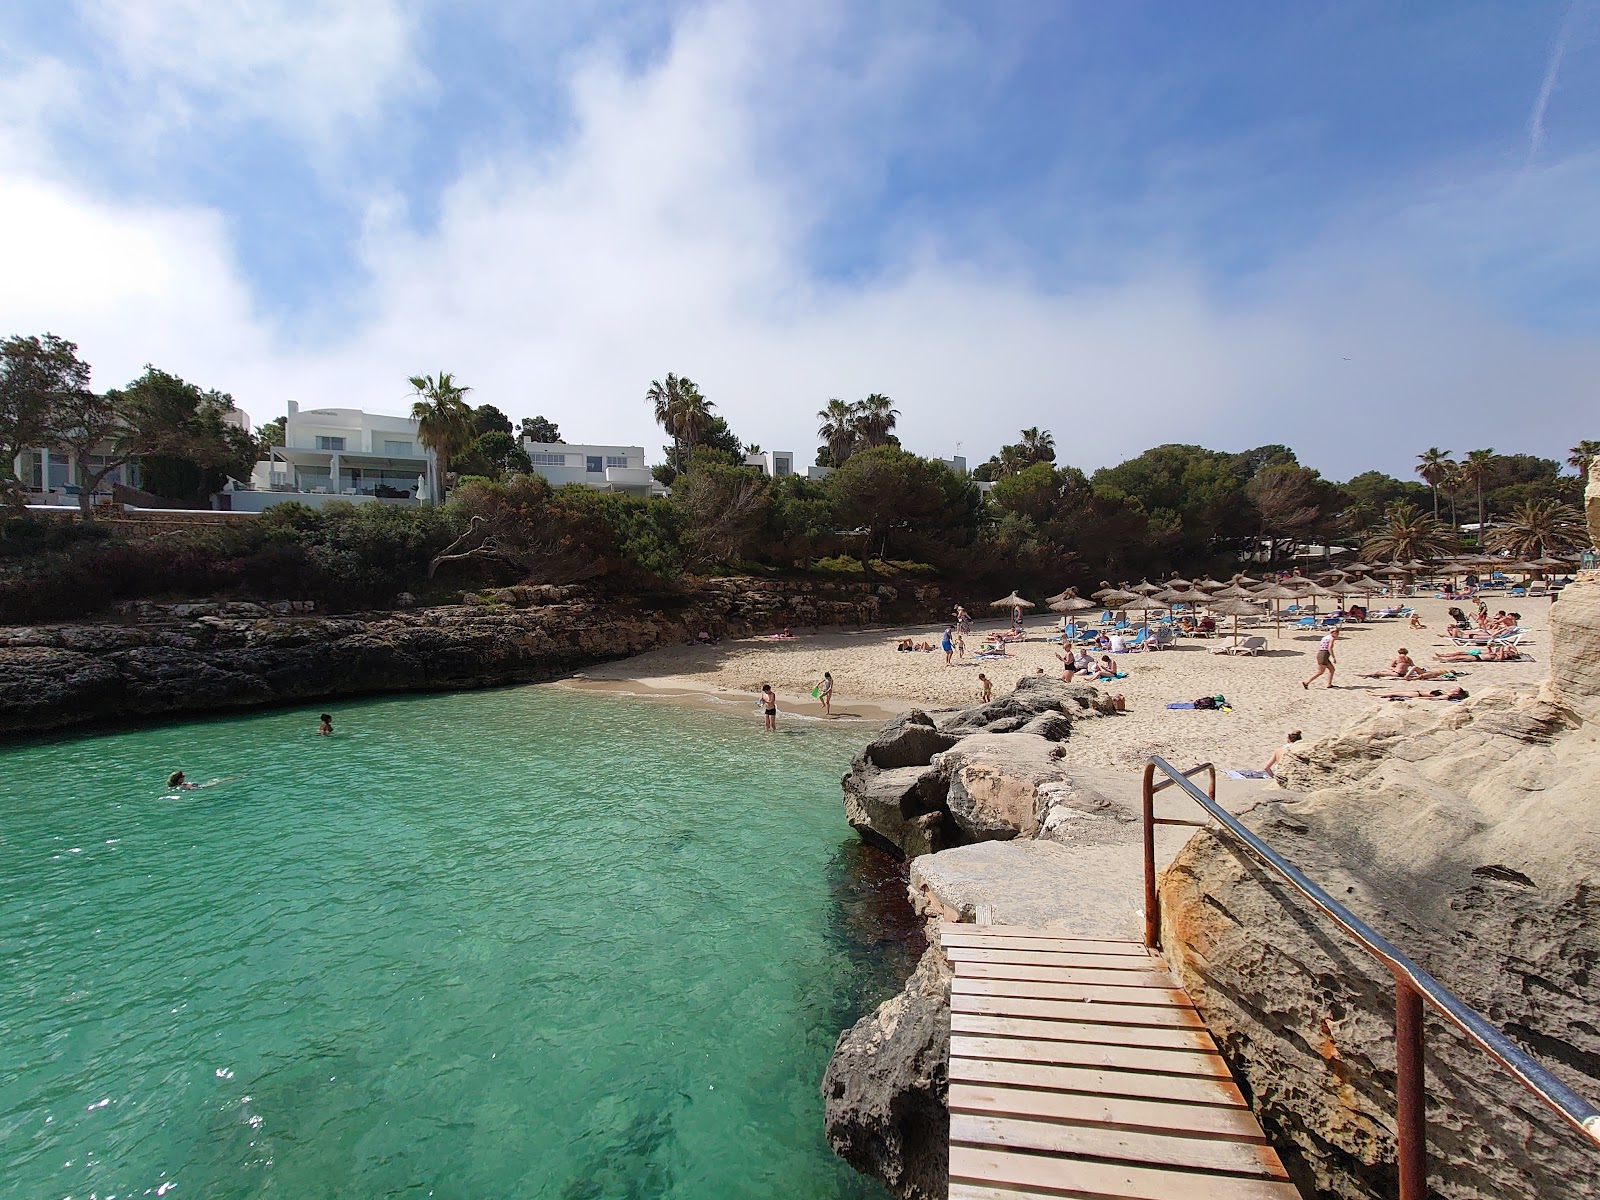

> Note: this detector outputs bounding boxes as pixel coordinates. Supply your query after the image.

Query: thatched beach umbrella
[1091,584,1129,600]
[1165,576,1194,590]
[1207,578,1258,601]
[990,591,1034,608]
[1130,580,1163,595]
[1204,596,1268,647]
[1115,595,1170,632]
[1193,576,1227,591]
[1095,587,1139,605]
[1250,582,1303,637]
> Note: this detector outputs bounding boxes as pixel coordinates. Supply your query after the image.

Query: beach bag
[1112,693,1126,713]
[1194,695,1217,710]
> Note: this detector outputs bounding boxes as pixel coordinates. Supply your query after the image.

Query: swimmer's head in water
[320,713,332,723]
[167,771,185,787]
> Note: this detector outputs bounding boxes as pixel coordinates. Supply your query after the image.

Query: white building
[241,400,428,511]
[743,450,797,478]
[521,440,665,497]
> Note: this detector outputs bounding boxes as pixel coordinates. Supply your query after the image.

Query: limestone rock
[822,944,950,1200]
[1160,678,1600,1200]
[1550,574,1600,722]
[842,763,956,859]
[865,711,964,769]
[937,733,1068,840]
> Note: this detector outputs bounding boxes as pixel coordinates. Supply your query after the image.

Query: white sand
[562,593,1548,773]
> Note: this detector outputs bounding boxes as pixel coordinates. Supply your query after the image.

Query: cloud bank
[0,1,1595,481]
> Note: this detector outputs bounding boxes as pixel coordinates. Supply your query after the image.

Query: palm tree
[1460,448,1495,533]
[1415,447,1454,519]
[852,393,899,448]
[1018,427,1055,465]
[1567,440,1600,483]
[647,373,716,470]
[1361,500,1456,562]
[408,372,473,505]
[816,398,858,467]
[1486,499,1587,559]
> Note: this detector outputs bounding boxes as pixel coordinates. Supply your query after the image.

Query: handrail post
[1395,976,1428,1199]
[1141,762,1158,949]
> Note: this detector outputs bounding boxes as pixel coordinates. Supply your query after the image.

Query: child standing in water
[318,713,333,736]
[759,684,778,731]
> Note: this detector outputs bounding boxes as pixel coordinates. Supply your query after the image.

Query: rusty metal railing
[1141,754,1600,1200]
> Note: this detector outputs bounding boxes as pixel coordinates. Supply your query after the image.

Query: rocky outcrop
[1159,581,1600,1199]
[0,578,945,736]
[840,678,1121,860]
[821,944,952,1200]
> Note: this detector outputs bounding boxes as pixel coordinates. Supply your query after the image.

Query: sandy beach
[561,591,1549,774]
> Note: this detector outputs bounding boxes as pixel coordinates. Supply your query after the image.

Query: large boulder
[1160,676,1600,1200]
[842,763,957,859]
[935,733,1069,840]
[822,944,951,1200]
[865,711,964,769]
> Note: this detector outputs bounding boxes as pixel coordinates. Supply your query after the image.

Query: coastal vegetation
[1,335,1591,623]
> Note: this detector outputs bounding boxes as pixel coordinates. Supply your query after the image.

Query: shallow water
[0,687,911,1198]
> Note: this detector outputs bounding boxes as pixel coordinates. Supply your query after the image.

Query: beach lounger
[1211,635,1267,656]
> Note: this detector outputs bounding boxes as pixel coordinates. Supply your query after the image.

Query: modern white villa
[239,401,429,511]
[520,440,666,498]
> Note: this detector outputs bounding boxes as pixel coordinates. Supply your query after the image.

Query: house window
[316,436,346,451]
[586,456,603,473]
[605,455,628,468]
[775,456,792,476]
[530,453,566,466]
[383,440,413,456]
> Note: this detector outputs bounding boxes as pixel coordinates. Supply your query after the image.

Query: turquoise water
[0,688,913,1199]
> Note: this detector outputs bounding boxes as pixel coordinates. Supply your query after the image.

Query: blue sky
[1,1,1596,478]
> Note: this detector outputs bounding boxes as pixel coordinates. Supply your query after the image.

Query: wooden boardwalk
[943,924,1300,1199]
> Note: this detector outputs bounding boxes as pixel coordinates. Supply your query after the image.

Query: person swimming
[167,770,199,790]
[319,713,333,736]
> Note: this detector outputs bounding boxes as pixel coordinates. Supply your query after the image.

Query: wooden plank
[953,977,1197,1007]
[948,1082,1271,1141]
[950,1012,1216,1052]
[949,1056,1247,1108]
[946,946,1160,971]
[957,962,1179,988]
[951,1113,1290,1180]
[951,1035,1233,1080]
[949,1146,1302,1200]
[952,992,1206,1030]
[942,929,1152,956]
[948,923,1145,942]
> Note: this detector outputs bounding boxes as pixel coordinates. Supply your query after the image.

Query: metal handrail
[1141,754,1600,1200]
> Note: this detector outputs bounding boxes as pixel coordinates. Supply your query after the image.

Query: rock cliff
[0,578,943,736]
[1159,574,1600,1198]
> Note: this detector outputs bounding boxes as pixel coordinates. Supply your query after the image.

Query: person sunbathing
[1435,644,1517,663]
[1408,613,1425,630]
[1379,686,1468,701]
[1360,648,1418,679]
[1090,655,1119,681]
[896,638,915,652]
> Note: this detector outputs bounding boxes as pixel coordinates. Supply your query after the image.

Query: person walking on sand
[941,626,955,666]
[977,673,992,702]
[956,632,966,661]
[759,683,778,731]
[1303,627,1338,689]
[817,672,834,717]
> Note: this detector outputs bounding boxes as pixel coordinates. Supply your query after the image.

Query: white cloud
[0,2,1594,479]
[79,0,424,144]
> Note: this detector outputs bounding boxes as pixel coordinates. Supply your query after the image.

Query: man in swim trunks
[759,684,777,731]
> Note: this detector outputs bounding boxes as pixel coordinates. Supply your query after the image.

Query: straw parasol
[1192,576,1227,591]
[1232,573,1262,585]
[1049,591,1097,614]
[1250,581,1304,637]
[1094,587,1139,605]
[1114,595,1170,631]
[1207,577,1259,601]
[1165,576,1194,590]
[1091,584,1129,600]
[990,591,1034,608]
[1130,580,1163,595]
[1204,596,1268,647]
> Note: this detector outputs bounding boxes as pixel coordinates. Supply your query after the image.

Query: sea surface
[0,687,916,1199]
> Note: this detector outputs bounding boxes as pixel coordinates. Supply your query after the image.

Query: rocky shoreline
[821,570,1600,1199]
[0,578,945,737]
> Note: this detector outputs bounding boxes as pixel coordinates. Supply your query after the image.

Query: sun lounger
[1211,636,1267,656]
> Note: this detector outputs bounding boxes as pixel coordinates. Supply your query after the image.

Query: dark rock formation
[1159,580,1600,1199]
[840,681,1122,861]
[0,578,945,737]
[822,944,952,1200]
